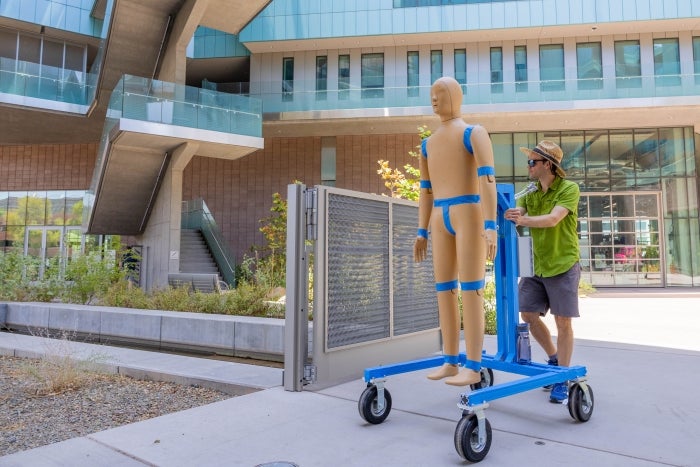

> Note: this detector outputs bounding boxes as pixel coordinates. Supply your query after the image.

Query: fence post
[284,183,309,391]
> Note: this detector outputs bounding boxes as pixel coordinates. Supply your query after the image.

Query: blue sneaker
[549,382,568,404]
[543,357,559,390]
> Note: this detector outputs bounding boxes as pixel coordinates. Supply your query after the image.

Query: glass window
[454,48,466,89]
[615,40,641,88]
[585,130,611,185]
[25,192,47,225]
[653,38,680,87]
[539,44,565,91]
[634,128,660,177]
[407,51,419,97]
[0,29,17,59]
[316,55,327,100]
[560,131,585,179]
[282,56,294,101]
[610,130,634,180]
[321,137,336,186]
[361,53,384,99]
[430,50,442,84]
[490,133,513,178]
[338,54,350,100]
[514,45,527,92]
[490,47,503,93]
[694,37,700,84]
[577,42,602,90]
[658,127,686,176]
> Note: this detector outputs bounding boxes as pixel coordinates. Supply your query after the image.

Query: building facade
[1,0,699,288]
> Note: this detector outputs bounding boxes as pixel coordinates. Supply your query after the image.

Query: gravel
[0,355,234,456]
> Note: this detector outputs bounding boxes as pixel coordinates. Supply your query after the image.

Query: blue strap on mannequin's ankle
[444,354,459,365]
[464,359,481,371]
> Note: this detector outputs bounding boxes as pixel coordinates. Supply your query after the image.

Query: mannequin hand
[483,229,497,261]
[414,236,428,263]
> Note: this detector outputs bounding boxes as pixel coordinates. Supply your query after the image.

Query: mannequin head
[431,77,463,121]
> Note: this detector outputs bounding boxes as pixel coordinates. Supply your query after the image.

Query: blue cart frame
[359,184,594,462]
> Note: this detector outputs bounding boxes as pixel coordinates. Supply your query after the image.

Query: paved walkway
[2,291,699,466]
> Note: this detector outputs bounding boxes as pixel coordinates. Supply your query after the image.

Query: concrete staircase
[177,229,222,292]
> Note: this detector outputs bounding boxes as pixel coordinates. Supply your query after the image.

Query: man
[504,140,580,403]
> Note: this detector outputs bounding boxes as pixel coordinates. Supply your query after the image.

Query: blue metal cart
[358,184,594,463]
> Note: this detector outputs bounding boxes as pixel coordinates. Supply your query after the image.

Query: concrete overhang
[86,118,263,235]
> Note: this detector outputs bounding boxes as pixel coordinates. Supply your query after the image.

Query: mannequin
[414,77,497,386]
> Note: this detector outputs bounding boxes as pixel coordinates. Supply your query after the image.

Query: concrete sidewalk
[2,292,700,466]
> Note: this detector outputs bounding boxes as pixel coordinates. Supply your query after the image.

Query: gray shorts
[518,263,580,318]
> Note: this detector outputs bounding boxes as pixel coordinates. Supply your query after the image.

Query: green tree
[376,125,431,201]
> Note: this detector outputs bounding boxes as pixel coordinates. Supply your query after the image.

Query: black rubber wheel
[358,385,392,424]
[567,383,594,422]
[454,415,492,463]
[470,367,495,391]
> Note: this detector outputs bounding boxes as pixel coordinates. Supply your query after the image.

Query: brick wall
[0,143,97,191]
[183,133,420,261]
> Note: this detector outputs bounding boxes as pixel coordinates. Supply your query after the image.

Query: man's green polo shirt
[517,177,580,277]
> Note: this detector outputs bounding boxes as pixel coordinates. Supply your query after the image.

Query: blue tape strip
[433,194,480,206]
[460,279,485,291]
[463,125,474,154]
[444,354,459,365]
[464,359,481,371]
[484,220,497,231]
[477,166,495,177]
[421,138,428,158]
[436,280,458,292]
[419,180,432,189]
[417,228,428,239]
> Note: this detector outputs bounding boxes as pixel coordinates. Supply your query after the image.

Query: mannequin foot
[427,363,459,380]
[444,369,481,386]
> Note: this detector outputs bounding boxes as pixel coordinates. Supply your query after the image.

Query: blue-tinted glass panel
[361,53,384,98]
[430,50,442,84]
[514,45,527,92]
[539,44,564,91]
[694,37,700,84]
[577,42,602,90]
[282,57,294,101]
[338,54,350,100]
[615,40,641,88]
[653,38,680,87]
[454,48,466,86]
[490,47,502,93]
[407,50,419,97]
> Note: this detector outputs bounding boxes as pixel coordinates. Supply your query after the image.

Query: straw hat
[519,140,566,178]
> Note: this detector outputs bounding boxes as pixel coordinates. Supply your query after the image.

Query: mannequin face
[431,83,451,118]
[430,77,463,121]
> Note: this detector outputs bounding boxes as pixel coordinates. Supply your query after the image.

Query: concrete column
[157,0,210,85]
[136,142,198,291]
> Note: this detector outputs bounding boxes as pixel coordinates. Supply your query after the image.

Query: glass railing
[0,58,95,108]
[241,72,700,114]
[181,198,236,287]
[108,74,263,138]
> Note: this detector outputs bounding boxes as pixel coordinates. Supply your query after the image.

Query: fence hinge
[305,188,318,241]
[303,363,317,385]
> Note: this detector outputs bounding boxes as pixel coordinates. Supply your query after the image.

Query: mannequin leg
[427,289,461,380]
[445,289,484,386]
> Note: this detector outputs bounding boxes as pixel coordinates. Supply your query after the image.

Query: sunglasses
[527,159,546,167]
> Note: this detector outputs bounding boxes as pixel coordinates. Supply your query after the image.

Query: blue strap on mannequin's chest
[421,125,475,158]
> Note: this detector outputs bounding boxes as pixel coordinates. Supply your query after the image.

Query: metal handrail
[181,198,236,287]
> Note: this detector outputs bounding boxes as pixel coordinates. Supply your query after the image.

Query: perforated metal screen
[324,191,438,350]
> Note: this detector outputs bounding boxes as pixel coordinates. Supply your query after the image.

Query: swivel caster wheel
[454,414,492,462]
[567,382,594,422]
[358,384,392,424]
